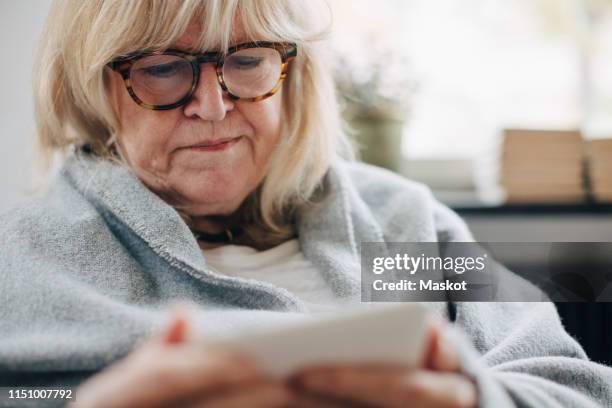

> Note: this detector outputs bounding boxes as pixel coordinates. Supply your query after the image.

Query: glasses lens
[223,47,282,98]
[130,55,193,106]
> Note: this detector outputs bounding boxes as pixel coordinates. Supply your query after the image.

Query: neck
[190,216,233,235]
[189,211,247,247]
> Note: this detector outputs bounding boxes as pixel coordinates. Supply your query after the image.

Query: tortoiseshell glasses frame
[106,41,297,111]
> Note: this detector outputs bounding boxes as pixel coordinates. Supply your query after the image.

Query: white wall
[0,1,52,212]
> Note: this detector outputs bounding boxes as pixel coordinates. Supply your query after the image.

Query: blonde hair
[34,0,352,247]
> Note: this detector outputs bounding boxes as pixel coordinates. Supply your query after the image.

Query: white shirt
[202,239,352,312]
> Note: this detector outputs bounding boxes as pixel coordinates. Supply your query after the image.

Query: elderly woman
[1,0,611,407]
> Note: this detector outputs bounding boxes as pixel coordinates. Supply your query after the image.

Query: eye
[227,56,263,70]
[139,61,184,78]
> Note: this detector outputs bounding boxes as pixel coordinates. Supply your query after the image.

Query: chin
[174,172,253,216]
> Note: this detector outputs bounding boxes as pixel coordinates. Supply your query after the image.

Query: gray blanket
[1,153,611,407]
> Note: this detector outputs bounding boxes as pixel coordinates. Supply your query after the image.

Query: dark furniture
[455,203,612,365]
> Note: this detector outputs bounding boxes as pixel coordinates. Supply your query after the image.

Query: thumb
[162,303,197,345]
[425,317,460,372]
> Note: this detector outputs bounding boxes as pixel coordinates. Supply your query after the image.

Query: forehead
[173,19,249,51]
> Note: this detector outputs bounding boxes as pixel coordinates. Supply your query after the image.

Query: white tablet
[208,303,428,377]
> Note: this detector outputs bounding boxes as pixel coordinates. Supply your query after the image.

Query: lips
[183,136,243,152]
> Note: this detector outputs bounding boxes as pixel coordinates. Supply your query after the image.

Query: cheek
[112,80,179,174]
[240,94,283,160]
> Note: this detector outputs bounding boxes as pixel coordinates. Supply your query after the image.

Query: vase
[349,117,405,172]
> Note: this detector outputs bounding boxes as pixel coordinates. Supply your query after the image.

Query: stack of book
[401,159,482,207]
[499,129,586,204]
[586,138,612,203]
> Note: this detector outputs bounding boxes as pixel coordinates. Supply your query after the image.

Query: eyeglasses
[107,41,297,110]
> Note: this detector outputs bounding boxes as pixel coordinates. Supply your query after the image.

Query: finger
[181,381,293,408]
[295,368,477,408]
[289,391,369,408]
[76,345,260,408]
[295,366,404,406]
[424,318,460,372]
[402,371,477,408]
[132,346,261,407]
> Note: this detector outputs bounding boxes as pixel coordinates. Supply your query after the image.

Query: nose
[183,64,234,121]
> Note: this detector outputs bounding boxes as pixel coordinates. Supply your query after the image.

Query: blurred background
[1,1,610,362]
[330,0,612,206]
[328,0,612,365]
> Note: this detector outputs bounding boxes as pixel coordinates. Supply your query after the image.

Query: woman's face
[108,24,283,217]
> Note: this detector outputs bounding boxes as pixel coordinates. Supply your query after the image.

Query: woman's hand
[72,310,291,408]
[292,318,477,408]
